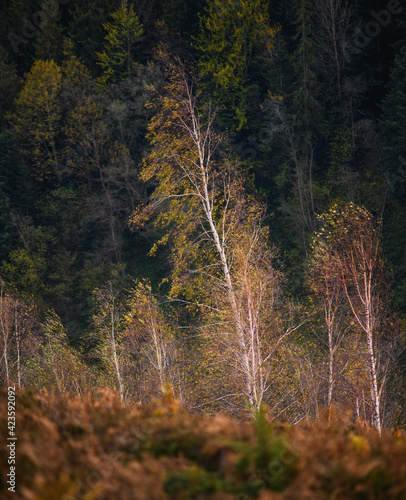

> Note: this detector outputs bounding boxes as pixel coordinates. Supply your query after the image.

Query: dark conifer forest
[1,0,406,432]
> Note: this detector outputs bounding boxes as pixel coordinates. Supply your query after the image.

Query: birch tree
[308,233,351,411]
[132,58,300,414]
[124,279,182,401]
[0,282,12,387]
[0,282,36,388]
[312,203,391,434]
[30,311,90,396]
[92,282,126,402]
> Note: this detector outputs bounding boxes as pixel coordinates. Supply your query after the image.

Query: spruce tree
[381,42,406,198]
[195,0,278,131]
[97,0,143,87]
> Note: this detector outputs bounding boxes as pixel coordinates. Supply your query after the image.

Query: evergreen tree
[290,0,319,132]
[0,131,33,261]
[380,42,406,316]
[158,0,204,39]
[3,0,35,72]
[195,0,279,130]
[381,42,406,198]
[0,46,19,129]
[97,0,143,87]
[7,59,62,183]
[33,17,65,64]
[263,0,320,258]
[68,0,120,75]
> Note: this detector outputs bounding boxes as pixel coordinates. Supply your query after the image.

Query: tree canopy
[0,0,405,429]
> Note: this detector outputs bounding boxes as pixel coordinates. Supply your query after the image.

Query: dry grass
[1,389,405,499]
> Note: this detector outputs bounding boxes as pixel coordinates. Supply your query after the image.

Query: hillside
[1,0,406,436]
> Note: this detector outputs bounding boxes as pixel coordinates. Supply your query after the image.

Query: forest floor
[1,388,405,499]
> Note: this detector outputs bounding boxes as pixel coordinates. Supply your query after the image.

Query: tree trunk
[110,305,124,402]
[365,307,381,434]
[0,292,10,387]
[14,303,21,389]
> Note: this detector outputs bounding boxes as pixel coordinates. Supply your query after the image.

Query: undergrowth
[0,389,405,499]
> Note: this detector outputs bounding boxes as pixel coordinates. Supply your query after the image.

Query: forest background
[0,0,406,431]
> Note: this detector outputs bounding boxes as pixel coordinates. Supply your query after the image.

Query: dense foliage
[0,0,405,434]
